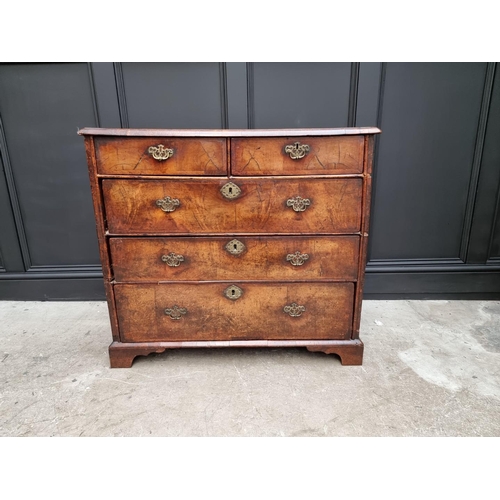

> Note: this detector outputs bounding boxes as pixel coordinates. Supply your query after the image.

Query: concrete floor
[0,300,499,437]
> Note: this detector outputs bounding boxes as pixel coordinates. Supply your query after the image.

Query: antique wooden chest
[79,127,380,367]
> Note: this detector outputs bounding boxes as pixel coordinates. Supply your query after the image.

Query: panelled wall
[0,62,499,300]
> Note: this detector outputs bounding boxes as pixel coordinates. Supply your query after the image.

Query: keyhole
[229,187,233,194]
[233,244,237,250]
[231,290,235,296]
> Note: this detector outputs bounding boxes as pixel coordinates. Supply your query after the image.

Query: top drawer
[94,137,227,176]
[231,135,364,176]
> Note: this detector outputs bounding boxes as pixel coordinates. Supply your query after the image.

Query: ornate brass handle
[286,196,311,212]
[156,196,180,212]
[164,305,187,320]
[161,252,184,267]
[285,142,310,160]
[286,251,309,266]
[283,303,306,317]
[148,144,174,161]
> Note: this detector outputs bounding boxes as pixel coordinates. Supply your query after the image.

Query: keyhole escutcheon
[224,285,243,300]
[225,239,246,256]
[220,182,241,200]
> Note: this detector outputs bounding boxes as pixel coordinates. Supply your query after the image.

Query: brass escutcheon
[164,305,187,320]
[225,239,246,255]
[283,303,306,317]
[161,252,184,267]
[224,285,243,300]
[148,144,174,161]
[156,196,180,213]
[286,251,309,266]
[286,196,311,212]
[284,142,310,160]
[220,182,241,200]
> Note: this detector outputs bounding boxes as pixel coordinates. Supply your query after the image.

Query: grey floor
[1,300,499,437]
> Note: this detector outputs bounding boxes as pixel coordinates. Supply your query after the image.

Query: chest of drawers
[79,127,380,368]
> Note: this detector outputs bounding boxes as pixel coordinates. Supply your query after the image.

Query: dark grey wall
[0,62,499,300]
[250,63,352,128]
[370,63,485,261]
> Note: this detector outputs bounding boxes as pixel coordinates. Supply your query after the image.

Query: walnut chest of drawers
[79,127,380,368]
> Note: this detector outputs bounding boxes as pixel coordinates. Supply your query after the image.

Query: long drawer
[94,136,227,176]
[115,282,354,342]
[109,236,359,282]
[102,178,362,234]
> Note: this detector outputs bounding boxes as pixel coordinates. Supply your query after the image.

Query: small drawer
[114,282,354,342]
[94,137,227,176]
[231,136,364,176]
[109,235,360,282]
[102,178,362,235]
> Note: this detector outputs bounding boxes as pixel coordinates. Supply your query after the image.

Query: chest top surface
[78,127,381,137]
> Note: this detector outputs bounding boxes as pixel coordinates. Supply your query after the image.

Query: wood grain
[95,137,227,175]
[231,136,364,175]
[114,282,354,342]
[84,136,112,280]
[109,236,359,282]
[102,178,363,235]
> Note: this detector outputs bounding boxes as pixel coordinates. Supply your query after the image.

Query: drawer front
[110,236,359,282]
[231,136,364,176]
[102,178,362,234]
[94,137,227,175]
[115,282,354,342]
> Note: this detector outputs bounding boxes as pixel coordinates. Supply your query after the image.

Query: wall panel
[119,62,226,129]
[0,63,100,269]
[249,63,352,128]
[368,62,487,262]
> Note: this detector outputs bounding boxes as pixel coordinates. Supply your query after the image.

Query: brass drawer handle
[225,239,246,255]
[224,285,243,300]
[284,302,306,317]
[156,196,180,213]
[220,182,241,200]
[285,142,310,160]
[148,144,174,161]
[161,252,184,267]
[164,305,187,320]
[286,196,311,212]
[286,251,309,266]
